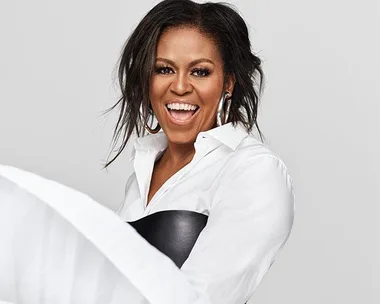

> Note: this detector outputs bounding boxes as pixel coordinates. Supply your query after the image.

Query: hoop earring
[216,92,232,127]
[139,104,161,134]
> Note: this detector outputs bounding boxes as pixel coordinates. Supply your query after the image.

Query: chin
[163,128,198,145]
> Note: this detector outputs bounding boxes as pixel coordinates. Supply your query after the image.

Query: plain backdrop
[0,0,378,303]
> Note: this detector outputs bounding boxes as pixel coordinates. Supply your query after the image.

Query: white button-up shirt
[117,122,295,304]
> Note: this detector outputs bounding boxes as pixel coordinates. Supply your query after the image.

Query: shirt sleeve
[180,154,295,304]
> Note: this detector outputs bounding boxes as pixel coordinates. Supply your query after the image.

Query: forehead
[156,27,222,63]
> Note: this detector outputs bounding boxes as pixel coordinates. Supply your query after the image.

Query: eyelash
[154,66,211,77]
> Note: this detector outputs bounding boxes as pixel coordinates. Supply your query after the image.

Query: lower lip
[165,106,200,125]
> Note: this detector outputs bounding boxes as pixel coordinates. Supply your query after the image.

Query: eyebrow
[155,57,215,67]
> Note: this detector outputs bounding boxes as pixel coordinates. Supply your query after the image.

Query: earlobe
[225,73,236,95]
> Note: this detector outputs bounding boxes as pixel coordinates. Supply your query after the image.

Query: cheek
[198,79,223,107]
[149,78,159,100]
[149,76,168,100]
[149,78,167,119]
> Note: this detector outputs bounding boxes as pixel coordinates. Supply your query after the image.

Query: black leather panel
[127,210,208,268]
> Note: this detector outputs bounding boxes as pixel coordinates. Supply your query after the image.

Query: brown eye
[191,68,210,77]
[155,66,174,74]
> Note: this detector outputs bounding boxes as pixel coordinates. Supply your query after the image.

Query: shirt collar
[199,122,248,151]
[129,122,248,161]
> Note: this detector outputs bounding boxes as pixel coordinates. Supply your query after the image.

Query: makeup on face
[149,27,231,144]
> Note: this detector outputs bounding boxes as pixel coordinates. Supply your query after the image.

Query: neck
[160,141,195,169]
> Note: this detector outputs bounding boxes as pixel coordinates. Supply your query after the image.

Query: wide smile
[165,104,200,125]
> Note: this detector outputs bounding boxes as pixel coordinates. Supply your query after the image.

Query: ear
[224,73,236,95]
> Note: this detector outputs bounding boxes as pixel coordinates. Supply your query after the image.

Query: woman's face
[149,26,235,145]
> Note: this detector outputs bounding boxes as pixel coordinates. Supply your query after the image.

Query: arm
[180,154,295,304]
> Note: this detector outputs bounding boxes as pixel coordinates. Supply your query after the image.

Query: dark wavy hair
[104,0,264,168]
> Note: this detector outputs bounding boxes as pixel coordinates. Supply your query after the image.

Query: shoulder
[215,133,295,205]
[228,134,291,176]
[210,133,295,228]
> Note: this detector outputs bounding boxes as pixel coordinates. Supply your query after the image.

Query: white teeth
[166,103,198,111]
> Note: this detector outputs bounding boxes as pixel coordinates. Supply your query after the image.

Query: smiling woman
[150,27,233,145]
[105,0,295,303]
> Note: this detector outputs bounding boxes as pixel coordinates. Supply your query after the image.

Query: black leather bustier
[127,210,208,268]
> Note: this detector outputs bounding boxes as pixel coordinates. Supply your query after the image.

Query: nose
[170,73,193,95]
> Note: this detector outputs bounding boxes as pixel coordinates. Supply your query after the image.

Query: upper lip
[165,100,199,107]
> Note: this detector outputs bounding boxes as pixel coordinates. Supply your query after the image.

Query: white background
[0,0,378,303]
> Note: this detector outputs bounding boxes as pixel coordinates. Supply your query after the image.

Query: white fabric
[0,165,211,304]
[118,122,295,304]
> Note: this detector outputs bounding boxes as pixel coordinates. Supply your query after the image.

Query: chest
[119,142,234,220]
[120,157,228,221]
[147,166,175,206]
[148,150,202,204]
